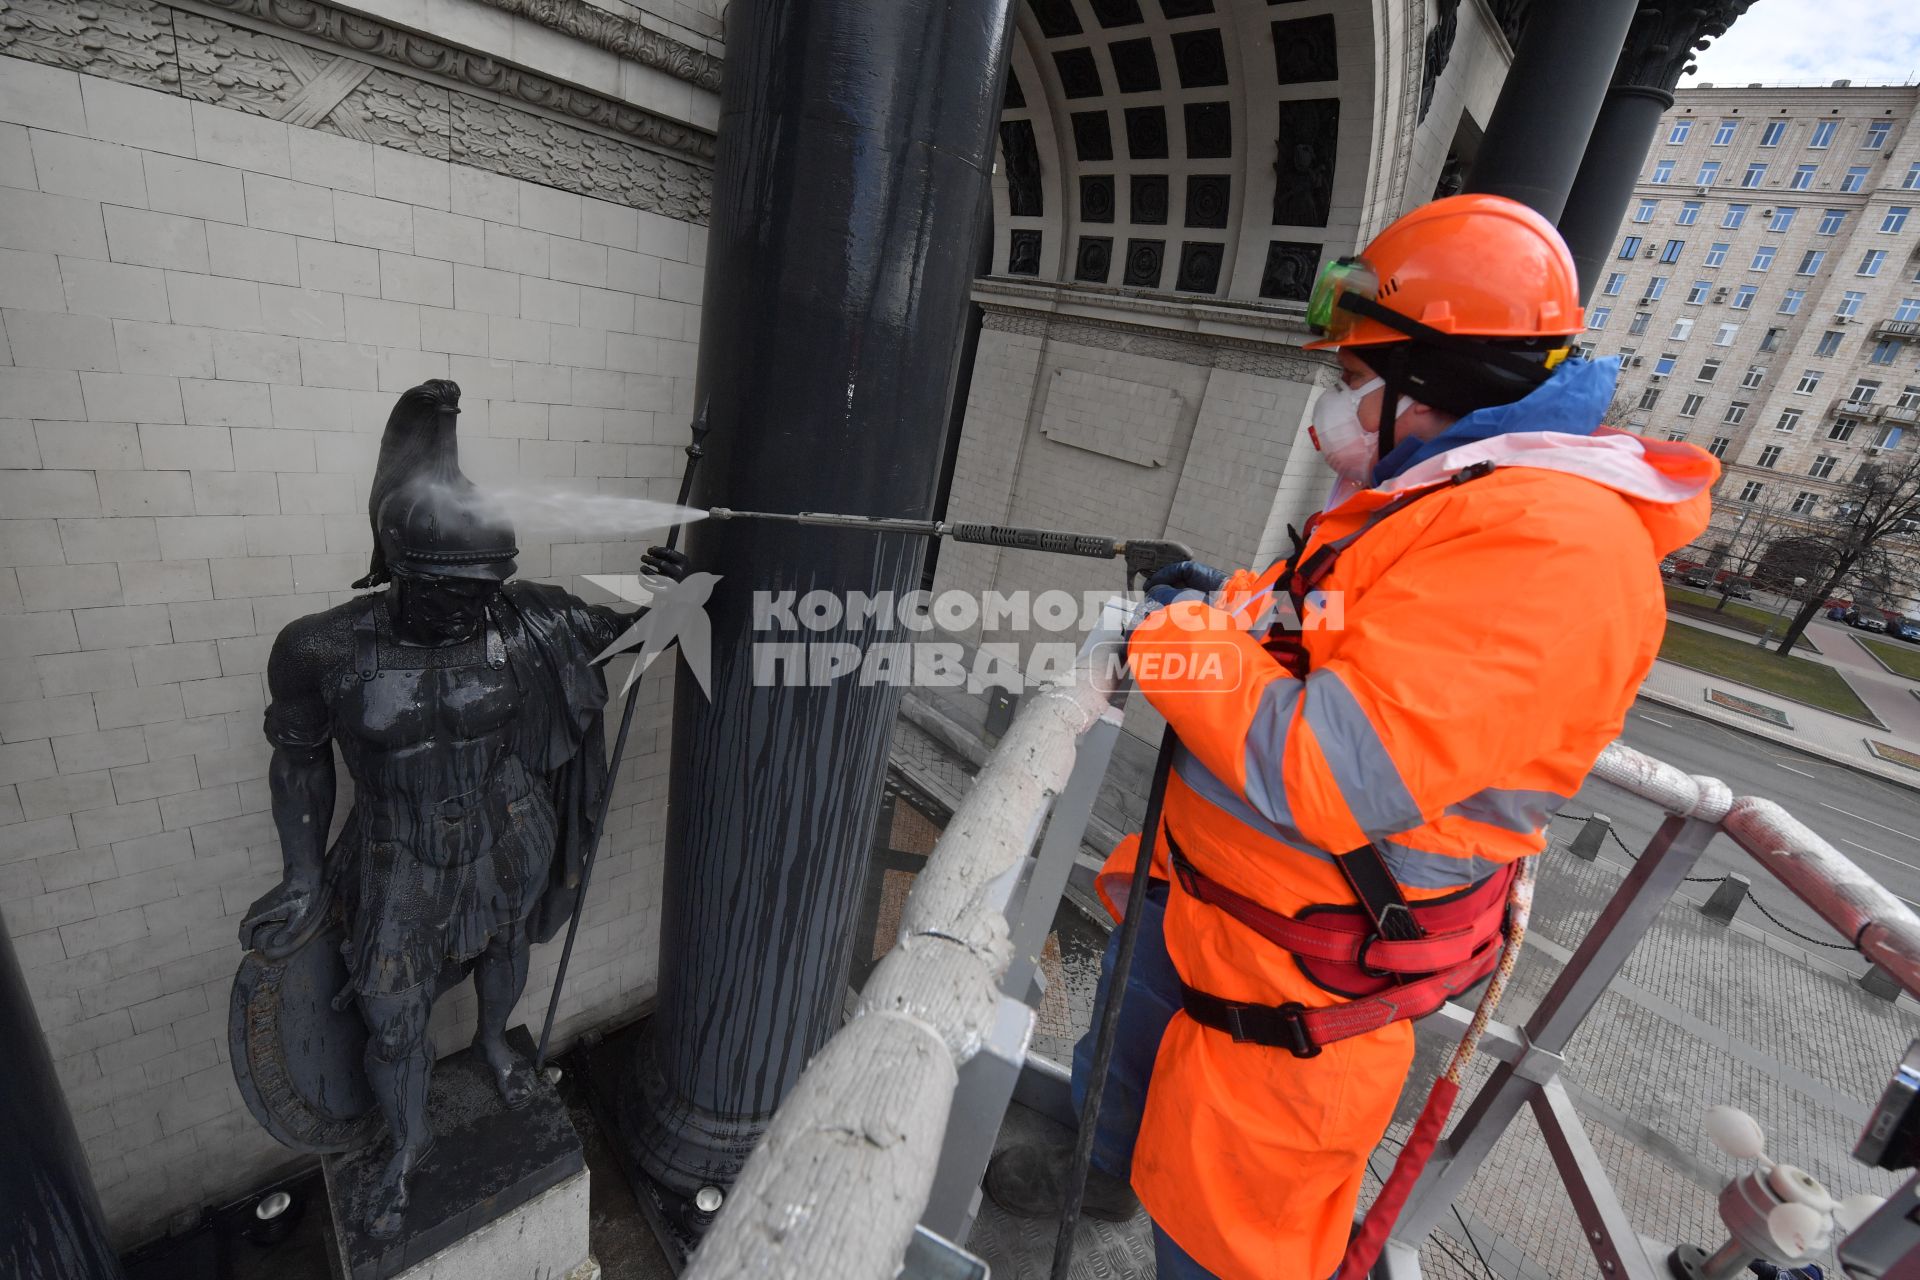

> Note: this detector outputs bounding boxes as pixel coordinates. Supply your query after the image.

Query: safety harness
[1172,460,1516,1058]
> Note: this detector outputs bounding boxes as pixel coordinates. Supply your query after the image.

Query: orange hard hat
[1304,193,1583,350]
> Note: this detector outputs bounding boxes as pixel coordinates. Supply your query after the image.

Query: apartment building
[1585,81,1920,591]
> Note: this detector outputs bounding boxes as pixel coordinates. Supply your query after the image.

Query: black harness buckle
[1224,1001,1321,1059]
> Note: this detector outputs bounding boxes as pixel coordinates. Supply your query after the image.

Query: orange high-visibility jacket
[1104,428,1716,1278]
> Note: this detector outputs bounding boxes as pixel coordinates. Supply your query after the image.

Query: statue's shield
[229,914,382,1154]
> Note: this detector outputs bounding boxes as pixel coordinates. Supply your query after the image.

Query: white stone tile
[141,153,245,225]
[605,248,659,297]
[659,260,702,304]
[113,322,216,379]
[606,331,657,373]
[80,77,195,159]
[419,306,488,356]
[550,324,606,369]
[0,186,107,258]
[580,197,637,252]
[578,286,633,334]
[81,372,183,425]
[412,207,485,266]
[333,190,413,253]
[450,165,518,224]
[5,309,118,372]
[208,556,291,599]
[512,360,570,405]
[244,172,334,240]
[448,354,514,401]
[257,284,345,341]
[36,421,140,471]
[521,277,579,325]
[377,345,449,392]
[632,295,686,340]
[192,103,288,178]
[298,338,379,390]
[633,210,690,262]
[343,295,419,349]
[378,251,453,307]
[288,129,373,196]
[104,206,208,273]
[0,59,85,135]
[489,314,548,363]
[74,604,173,651]
[163,272,261,331]
[210,331,299,384]
[57,258,167,326]
[485,222,548,277]
[0,366,85,418]
[242,514,324,557]
[205,223,299,286]
[154,516,243,561]
[17,562,121,612]
[373,147,449,211]
[267,383,358,433]
[189,470,278,517]
[0,248,65,311]
[296,238,380,298]
[119,562,212,608]
[30,130,146,207]
[453,263,519,316]
[0,121,36,189]
[95,471,195,518]
[231,426,314,473]
[549,236,608,288]
[58,516,160,563]
[275,473,354,516]
[518,181,582,238]
[180,380,269,429]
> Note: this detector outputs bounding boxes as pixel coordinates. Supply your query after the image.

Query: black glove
[1144,560,1227,596]
[642,545,689,583]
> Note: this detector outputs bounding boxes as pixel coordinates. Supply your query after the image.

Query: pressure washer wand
[706,507,1193,587]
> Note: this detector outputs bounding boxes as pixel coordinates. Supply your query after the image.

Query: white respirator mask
[1308,375,1411,484]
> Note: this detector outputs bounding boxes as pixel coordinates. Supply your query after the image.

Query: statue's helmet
[375,475,517,582]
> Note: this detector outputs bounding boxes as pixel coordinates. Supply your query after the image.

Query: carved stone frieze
[465,0,721,93]
[1615,0,1759,94]
[0,0,711,221]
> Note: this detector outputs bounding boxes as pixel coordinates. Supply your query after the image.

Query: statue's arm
[262,623,336,890]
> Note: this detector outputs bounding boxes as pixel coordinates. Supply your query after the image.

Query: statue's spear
[535,400,710,1071]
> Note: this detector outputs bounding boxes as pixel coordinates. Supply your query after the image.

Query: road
[1568,696,1920,975]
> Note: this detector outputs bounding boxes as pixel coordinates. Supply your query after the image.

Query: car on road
[1680,569,1717,588]
[1721,577,1756,600]
[1890,618,1920,642]
[1828,605,1851,621]
[1850,614,1889,633]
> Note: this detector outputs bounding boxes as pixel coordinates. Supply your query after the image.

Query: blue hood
[1373,356,1621,484]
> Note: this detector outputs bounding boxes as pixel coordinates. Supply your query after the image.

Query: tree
[1701,489,1791,610]
[1772,446,1920,654]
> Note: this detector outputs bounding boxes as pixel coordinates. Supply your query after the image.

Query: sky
[1678,0,1920,88]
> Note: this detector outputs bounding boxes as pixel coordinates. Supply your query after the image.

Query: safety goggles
[1305,256,1380,344]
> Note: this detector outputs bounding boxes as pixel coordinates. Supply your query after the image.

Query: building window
[1732,284,1758,309]
[1709,435,1730,457]
[1797,249,1826,275]
[1742,162,1768,188]
[1818,208,1846,235]
[1639,386,1662,410]
[1673,316,1696,340]
[1816,330,1844,356]
[1681,393,1705,417]
[1810,120,1837,148]
[1722,204,1749,229]
[1838,289,1866,316]
[1896,297,1920,322]
[1843,166,1871,193]
[1779,288,1805,314]
[1670,120,1692,144]
[1667,429,1689,442]
[1619,235,1643,259]
[1791,164,1817,190]
[1634,199,1657,223]
[1646,276,1669,300]
[1761,121,1787,147]
[1713,120,1738,146]
[1904,162,1920,190]
[1809,455,1838,479]
[1726,401,1750,425]
[1714,322,1741,346]
[1738,481,1766,501]
[1698,358,1721,381]
[1705,242,1730,268]
[1859,249,1888,277]
[1850,378,1881,404]
[1661,239,1686,263]
[1830,418,1856,441]
[1883,207,1911,234]
[1679,201,1703,226]
[1761,327,1784,352]
[1652,159,1675,184]
[1777,408,1802,432]
[1742,364,1766,388]
[1757,445,1783,467]
[1871,338,1902,366]
[1588,306,1611,330]
[1899,385,1920,409]
[1767,207,1797,232]
[1866,120,1892,149]
[1604,271,1626,296]
[1790,490,1818,513]
[1686,280,1710,305]
[1870,423,1903,448]
[1795,369,1823,394]
[1698,161,1722,186]
[1630,311,1652,335]
[1751,245,1776,271]
[1654,352,1678,376]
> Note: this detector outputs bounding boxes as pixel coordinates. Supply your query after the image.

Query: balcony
[1871,317,1920,340]
[1827,394,1919,424]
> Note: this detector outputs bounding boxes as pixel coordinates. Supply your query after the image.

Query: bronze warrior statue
[230,380,685,1238]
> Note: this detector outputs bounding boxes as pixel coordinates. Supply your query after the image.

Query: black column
[622,0,1013,1205]
[0,922,125,1279]
[1558,85,1673,302]
[1462,0,1640,222]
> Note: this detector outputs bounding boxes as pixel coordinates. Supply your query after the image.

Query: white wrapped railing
[683,653,1120,1280]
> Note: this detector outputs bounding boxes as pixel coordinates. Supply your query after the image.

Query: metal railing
[682,635,1920,1279]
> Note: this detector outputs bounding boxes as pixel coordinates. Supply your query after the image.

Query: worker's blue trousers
[1069,881,1218,1280]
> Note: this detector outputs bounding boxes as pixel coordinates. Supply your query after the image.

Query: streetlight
[1757,575,1808,647]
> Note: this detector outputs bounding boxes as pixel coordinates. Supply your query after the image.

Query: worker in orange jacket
[985,194,1717,1278]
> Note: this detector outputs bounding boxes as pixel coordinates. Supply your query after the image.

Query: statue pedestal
[324,1026,594,1280]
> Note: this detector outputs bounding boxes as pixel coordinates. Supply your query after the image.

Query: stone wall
[0,48,709,1242]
